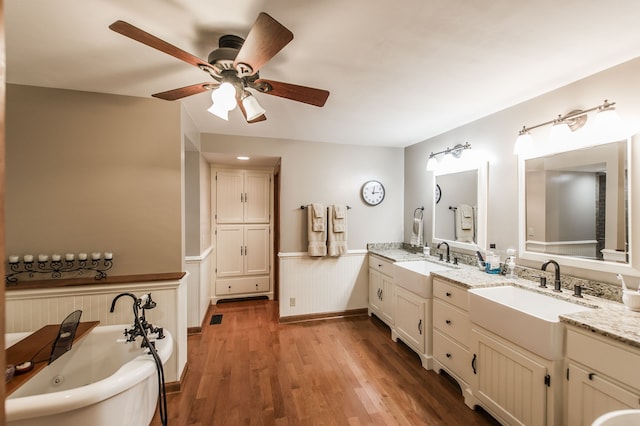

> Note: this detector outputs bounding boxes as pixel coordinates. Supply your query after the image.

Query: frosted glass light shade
[426,156,438,171]
[591,107,628,143]
[242,93,266,121]
[208,82,237,120]
[549,121,572,143]
[514,133,533,156]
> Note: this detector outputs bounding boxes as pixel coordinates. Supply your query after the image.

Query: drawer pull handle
[418,319,423,335]
[589,373,596,380]
[446,353,452,358]
[445,320,452,325]
[446,292,452,297]
[472,354,477,374]
[378,264,383,268]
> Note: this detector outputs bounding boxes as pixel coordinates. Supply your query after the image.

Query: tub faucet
[110,292,164,345]
[541,260,562,292]
[437,242,450,263]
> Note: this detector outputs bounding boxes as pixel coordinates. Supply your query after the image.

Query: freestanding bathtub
[6,324,173,426]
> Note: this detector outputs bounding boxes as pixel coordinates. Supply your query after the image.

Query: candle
[78,253,88,260]
[23,255,34,263]
[91,252,101,260]
[8,256,19,264]
[104,252,113,260]
[65,253,75,261]
[51,254,61,262]
[38,254,48,262]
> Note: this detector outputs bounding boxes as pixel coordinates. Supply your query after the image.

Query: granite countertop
[368,246,640,350]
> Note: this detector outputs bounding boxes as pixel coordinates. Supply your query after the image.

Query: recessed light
[236,156,250,161]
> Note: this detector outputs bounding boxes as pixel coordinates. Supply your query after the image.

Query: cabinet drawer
[369,255,394,276]
[433,279,468,311]
[216,276,270,295]
[567,328,640,388]
[434,330,473,385]
[433,299,470,345]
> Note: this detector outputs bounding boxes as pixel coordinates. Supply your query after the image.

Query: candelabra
[5,253,113,285]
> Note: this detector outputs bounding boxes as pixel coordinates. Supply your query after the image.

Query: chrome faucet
[437,241,451,263]
[541,260,562,292]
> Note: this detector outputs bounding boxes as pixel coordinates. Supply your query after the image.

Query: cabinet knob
[445,320,452,325]
[446,353,452,358]
[446,292,452,297]
[589,372,596,380]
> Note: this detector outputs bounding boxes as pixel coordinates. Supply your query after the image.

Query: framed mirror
[519,135,640,274]
[432,163,488,252]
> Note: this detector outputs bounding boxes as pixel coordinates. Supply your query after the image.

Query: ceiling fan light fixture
[242,92,266,121]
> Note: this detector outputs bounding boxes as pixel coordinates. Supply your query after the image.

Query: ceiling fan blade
[152,83,217,101]
[237,98,267,123]
[109,20,212,71]
[233,13,293,75]
[255,79,330,107]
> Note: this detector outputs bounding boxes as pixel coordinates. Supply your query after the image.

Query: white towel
[410,217,423,246]
[311,203,325,232]
[455,204,475,243]
[333,204,346,233]
[328,205,348,256]
[308,205,327,256]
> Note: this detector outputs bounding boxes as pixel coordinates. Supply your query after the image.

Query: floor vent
[210,314,223,325]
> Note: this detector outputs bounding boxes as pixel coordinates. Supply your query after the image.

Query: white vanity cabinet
[392,285,431,368]
[432,278,474,406]
[368,255,394,326]
[565,326,640,426]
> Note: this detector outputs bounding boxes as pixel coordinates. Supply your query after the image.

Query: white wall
[405,56,640,283]
[201,134,405,252]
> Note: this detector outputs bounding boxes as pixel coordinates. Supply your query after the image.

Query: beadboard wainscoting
[5,276,188,383]
[278,251,369,319]
[185,247,213,330]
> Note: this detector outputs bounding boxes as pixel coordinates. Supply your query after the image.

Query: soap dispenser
[485,244,501,274]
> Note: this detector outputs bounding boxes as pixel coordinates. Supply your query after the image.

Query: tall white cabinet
[213,169,273,303]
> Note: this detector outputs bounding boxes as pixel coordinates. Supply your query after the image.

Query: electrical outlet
[289,297,296,307]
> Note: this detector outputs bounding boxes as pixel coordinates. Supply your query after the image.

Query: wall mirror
[519,134,640,274]
[432,163,488,252]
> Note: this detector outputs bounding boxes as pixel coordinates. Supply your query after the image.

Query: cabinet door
[216,225,244,276]
[244,225,270,275]
[216,171,244,223]
[394,287,425,352]
[244,172,270,223]
[567,362,640,426]
[369,269,384,314]
[474,328,547,426]
[381,275,394,325]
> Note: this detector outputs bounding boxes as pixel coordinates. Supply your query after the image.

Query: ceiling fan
[109,13,330,123]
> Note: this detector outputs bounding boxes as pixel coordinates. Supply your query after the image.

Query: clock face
[362,180,385,206]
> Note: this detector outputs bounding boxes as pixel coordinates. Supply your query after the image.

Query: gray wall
[6,84,184,276]
[405,56,640,283]
[201,134,405,252]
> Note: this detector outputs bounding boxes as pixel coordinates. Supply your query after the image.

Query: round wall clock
[435,184,442,204]
[361,180,385,206]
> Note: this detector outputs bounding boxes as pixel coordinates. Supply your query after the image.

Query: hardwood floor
[152,299,500,425]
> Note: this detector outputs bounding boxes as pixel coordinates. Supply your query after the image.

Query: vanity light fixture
[426,142,472,171]
[514,99,619,155]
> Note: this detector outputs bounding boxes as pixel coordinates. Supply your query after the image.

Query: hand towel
[308,205,327,256]
[311,203,325,232]
[328,205,348,256]
[455,204,475,243]
[410,217,423,246]
[333,204,346,233]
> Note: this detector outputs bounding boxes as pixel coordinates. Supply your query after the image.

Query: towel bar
[300,205,351,210]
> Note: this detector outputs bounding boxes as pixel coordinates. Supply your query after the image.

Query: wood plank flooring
[152,299,500,425]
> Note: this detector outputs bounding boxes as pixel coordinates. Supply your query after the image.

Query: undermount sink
[468,285,593,360]
[393,260,452,298]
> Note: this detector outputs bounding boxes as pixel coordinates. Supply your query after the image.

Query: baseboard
[279,308,368,324]
[187,326,201,335]
[164,361,189,393]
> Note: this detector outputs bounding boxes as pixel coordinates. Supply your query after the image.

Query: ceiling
[6,0,640,148]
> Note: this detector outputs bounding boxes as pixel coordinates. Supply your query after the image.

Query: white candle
[78,253,88,260]
[23,254,34,262]
[91,252,101,260]
[65,253,75,261]
[51,254,61,262]
[38,254,48,262]
[8,255,19,264]
[104,252,113,260]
